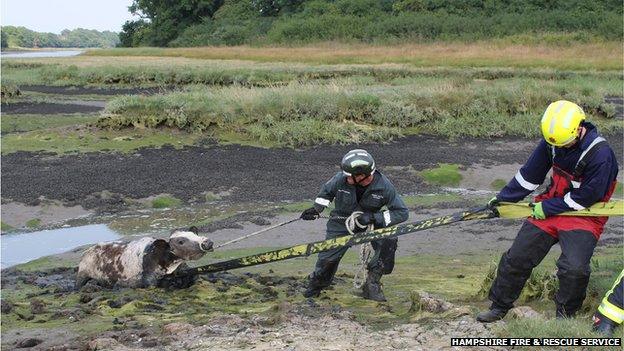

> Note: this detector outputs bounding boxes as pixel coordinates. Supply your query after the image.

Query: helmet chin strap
[348,173,374,186]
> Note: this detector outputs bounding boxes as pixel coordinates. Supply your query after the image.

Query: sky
[1,0,138,33]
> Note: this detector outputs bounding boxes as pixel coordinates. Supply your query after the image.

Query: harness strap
[574,137,607,177]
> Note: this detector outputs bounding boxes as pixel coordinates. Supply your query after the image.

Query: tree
[126,0,225,46]
[1,30,7,48]
[119,20,150,47]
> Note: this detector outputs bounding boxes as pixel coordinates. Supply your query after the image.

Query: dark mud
[1,101,103,114]
[7,134,623,211]
[3,133,623,211]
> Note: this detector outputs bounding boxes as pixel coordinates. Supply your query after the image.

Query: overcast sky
[1,0,138,33]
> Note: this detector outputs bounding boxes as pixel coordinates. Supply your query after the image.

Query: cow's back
[77,238,154,288]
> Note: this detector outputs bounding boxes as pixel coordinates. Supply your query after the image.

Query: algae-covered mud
[2,130,624,349]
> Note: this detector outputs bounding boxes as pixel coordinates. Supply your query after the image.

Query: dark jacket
[497,122,619,216]
[313,170,409,233]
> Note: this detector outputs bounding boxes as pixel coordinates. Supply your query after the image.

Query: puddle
[1,224,120,268]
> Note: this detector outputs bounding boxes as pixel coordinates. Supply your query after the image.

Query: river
[1,50,84,58]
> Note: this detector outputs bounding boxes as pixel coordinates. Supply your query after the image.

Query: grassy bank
[85,42,623,70]
[4,57,622,88]
[1,42,622,152]
[95,77,622,147]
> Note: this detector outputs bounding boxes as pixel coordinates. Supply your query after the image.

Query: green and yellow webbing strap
[496,200,624,219]
[175,201,623,276]
[177,206,494,276]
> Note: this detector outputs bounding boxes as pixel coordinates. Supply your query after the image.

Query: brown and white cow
[76,227,213,288]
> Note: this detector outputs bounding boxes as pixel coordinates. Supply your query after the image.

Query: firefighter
[300,149,409,301]
[478,100,619,322]
[592,270,623,336]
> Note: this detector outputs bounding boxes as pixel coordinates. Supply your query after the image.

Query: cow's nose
[201,240,214,252]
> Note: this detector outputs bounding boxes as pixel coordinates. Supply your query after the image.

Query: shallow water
[1,50,84,58]
[1,224,121,268]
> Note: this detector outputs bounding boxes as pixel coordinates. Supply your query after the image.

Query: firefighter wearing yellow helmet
[478,100,619,323]
[541,100,587,147]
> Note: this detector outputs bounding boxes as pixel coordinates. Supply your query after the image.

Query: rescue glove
[487,197,499,208]
[355,212,376,227]
[487,196,500,217]
[529,202,546,220]
[300,207,320,220]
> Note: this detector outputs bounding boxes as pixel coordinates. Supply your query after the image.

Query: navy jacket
[497,123,619,216]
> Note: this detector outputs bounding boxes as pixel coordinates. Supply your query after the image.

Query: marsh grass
[25,218,41,229]
[478,252,624,314]
[0,128,202,154]
[84,42,623,70]
[1,221,15,232]
[1,114,100,133]
[3,52,622,88]
[95,77,622,146]
[151,195,182,209]
[419,164,463,187]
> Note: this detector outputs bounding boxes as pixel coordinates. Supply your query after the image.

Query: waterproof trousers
[308,230,397,289]
[488,221,597,316]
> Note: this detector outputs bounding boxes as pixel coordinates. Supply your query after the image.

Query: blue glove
[530,202,546,219]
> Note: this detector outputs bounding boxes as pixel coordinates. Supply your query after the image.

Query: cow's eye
[178,240,184,245]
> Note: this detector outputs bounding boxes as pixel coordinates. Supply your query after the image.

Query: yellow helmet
[540,100,586,147]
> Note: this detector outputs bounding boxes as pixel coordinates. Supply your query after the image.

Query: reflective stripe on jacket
[598,270,624,324]
[313,170,409,233]
[498,123,619,238]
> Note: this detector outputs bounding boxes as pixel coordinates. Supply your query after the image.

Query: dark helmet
[341,149,376,176]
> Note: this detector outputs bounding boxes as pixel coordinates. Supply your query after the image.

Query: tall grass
[96,77,622,146]
[84,42,623,70]
[4,58,621,88]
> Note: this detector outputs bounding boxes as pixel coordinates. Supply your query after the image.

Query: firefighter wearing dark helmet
[300,149,409,301]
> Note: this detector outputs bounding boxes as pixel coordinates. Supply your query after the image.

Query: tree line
[1,26,120,49]
[119,0,623,47]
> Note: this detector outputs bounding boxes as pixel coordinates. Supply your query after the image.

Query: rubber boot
[476,308,507,323]
[362,269,386,302]
[555,304,577,319]
[592,312,617,337]
[303,277,323,298]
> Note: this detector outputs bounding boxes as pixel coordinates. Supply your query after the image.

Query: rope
[353,241,373,289]
[344,211,374,289]
[214,217,301,249]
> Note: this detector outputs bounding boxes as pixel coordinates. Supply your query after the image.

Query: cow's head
[167,226,213,261]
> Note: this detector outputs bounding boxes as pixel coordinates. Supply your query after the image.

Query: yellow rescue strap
[497,200,624,219]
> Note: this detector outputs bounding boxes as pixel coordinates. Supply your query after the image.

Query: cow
[76,227,212,288]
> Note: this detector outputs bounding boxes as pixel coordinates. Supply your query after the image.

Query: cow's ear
[153,239,170,251]
[188,226,199,234]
